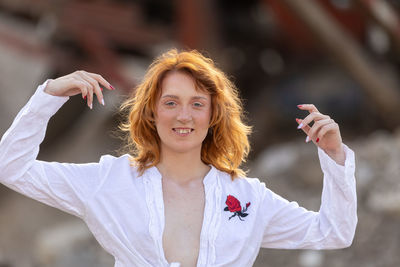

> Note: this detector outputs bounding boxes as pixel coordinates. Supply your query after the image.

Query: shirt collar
[144,164,218,187]
[203,165,218,187]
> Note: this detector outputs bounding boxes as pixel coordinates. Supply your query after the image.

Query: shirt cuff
[26,79,70,117]
[318,144,356,189]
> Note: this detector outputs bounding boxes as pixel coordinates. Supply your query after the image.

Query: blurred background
[0,0,400,266]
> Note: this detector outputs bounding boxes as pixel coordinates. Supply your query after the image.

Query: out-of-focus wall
[0,0,400,266]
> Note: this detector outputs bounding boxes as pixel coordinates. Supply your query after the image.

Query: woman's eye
[193,102,203,107]
[165,101,176,106]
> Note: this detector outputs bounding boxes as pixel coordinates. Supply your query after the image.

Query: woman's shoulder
[215,168,265,192]
[214,168,268,209]
[97,153,132,164]
[95,154,146,183]
[97,153,138,172]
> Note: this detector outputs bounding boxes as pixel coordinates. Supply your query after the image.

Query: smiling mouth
[172,128,194,134]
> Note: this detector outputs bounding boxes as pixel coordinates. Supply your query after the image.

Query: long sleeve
[0,81,105,218]
[260,144,357,249]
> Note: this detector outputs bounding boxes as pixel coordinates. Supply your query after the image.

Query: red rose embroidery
[224,195,251,221]
[226,195,242,212]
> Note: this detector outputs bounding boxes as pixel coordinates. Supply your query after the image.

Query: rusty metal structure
[0,0,399,130]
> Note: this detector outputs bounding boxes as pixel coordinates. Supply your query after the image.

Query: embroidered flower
[224,195,251,221]
[225,195,242,212]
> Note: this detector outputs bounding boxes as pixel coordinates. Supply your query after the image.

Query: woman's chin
[162,143,202,155]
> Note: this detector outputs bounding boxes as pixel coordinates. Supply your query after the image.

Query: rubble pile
[252,129,400,267]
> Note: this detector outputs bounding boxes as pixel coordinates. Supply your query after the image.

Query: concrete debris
[252,128,400,267]
[298,250,324,267]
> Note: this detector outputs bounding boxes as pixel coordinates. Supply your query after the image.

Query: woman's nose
[177,106,192,122]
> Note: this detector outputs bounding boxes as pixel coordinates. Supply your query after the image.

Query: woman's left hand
[296,104,345,165]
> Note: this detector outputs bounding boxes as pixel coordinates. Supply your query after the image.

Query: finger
[296,118,310,133]
[78,71,105,106]
[297,104,319,114]
[298,112,330,130]
[76,79,90,99]
[307,118,333,142]
[62,77,89,97]
[86,87,93,109]
[71,72,93,105]
[73,74,93,109]
[296,118,312,143]
[80,84,89,100]
[86,72,115,91]
[317,122,340,140]
[296,117,330,143]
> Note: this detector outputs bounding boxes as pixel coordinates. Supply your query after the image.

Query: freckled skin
[155,71,211,155]
[155,71,212,266]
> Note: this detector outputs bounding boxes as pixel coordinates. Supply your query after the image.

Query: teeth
[176,129,191,134]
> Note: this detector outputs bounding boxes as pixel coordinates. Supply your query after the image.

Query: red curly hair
[119,49,251,179]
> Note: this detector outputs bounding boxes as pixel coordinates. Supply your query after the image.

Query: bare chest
[162,182,205,267]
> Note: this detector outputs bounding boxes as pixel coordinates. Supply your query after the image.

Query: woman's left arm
[260,104,357,249]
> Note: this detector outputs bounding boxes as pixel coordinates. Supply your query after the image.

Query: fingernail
[297,105,303,108]
[101,99,105,106]
[110,84,115,90]
[101,88,103,91]
[84,95,87,100]
[295,118,301,124]
[316,138,320,143]
[89,103,93,110]
[297,123,303,129]
[305,136,310,143]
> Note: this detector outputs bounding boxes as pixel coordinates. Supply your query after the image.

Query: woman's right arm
[0,71,114,218]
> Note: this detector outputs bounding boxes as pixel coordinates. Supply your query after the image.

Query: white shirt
[0,80,357,267]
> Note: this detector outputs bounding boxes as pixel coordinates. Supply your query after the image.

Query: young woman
[0,49,357,267]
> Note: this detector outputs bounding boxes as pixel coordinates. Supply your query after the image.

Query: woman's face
[155,71,212,156]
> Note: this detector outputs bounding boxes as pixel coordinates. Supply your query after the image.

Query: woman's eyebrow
[192,96,208,101]
[161,94,178,99]
[161,95,208,101]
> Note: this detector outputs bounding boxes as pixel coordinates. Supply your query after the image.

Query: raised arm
[0,71,114,218]
[260,105,357,249]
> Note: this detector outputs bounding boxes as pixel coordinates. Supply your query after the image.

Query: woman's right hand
[43,70,115,109]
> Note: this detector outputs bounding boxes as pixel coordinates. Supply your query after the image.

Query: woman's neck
[156,148,210,185]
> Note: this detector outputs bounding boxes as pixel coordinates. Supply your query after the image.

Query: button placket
[151,173,169,266]
[209,178,222,264]
[144,177,157,241]
[197,179,216,267]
